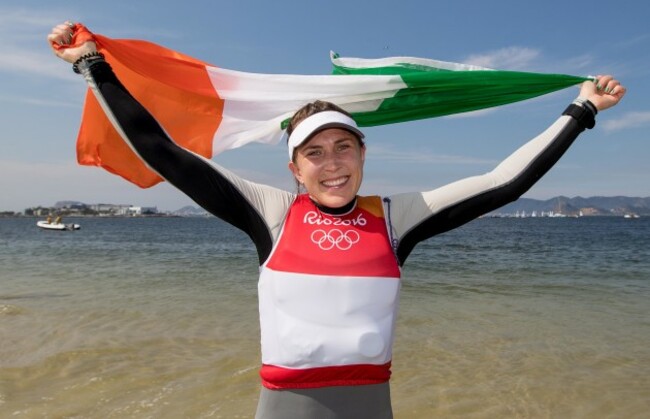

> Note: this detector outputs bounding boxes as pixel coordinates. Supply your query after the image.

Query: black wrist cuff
[72,52,105,74]
[563,102,596,130]
[582,100,598,117]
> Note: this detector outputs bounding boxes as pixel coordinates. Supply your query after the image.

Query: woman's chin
[312,191,355,208]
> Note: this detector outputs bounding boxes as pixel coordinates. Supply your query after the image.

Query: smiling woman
[290,129,364,206]
[290,131,365,209]
[46,20,626,419]
[285,103,367,207]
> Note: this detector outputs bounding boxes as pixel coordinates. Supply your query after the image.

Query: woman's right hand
[47,21,97,63]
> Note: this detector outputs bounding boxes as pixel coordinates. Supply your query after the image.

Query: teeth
[322,176,348,187]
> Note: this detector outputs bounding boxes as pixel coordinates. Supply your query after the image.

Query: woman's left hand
[580,75,626,111]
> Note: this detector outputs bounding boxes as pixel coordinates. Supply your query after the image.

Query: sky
[1,0,648,212]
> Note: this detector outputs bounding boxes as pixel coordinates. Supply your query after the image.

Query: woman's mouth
[321,176,349,188]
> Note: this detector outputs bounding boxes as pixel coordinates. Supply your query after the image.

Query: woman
[48,22,625,419]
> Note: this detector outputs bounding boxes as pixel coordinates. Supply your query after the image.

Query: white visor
[287,111,364,159]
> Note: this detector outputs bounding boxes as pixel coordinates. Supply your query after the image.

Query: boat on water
[623,214,640,219]
[36,220,81,231]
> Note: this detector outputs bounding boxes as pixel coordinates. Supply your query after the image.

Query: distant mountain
[488,196,650,216]
[172,205,210,217]
[174,197,649,218]
[34,197,649,218]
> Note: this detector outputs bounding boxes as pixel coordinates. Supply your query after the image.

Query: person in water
[48,22,625,419]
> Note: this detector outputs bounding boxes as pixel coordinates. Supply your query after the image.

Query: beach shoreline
[2,216,648,418]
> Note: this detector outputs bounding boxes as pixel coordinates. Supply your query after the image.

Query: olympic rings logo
[310,229,360,251]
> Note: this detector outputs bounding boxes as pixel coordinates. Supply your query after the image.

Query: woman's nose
[322,152,341,169]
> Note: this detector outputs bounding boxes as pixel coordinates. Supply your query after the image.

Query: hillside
[488,196,650,217]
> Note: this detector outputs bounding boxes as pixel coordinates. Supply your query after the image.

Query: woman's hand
[580,75,626,112]
[47,21,96,63]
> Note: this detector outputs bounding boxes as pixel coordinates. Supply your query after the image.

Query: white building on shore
[88,204,158,216]
[127,206,158,216]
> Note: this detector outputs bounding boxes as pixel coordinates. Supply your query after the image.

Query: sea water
[1,216,648,418]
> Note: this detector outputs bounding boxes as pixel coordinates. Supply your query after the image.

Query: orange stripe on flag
[77,34,224,188]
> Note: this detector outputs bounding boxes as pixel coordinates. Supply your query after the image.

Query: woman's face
[288,128,365,208]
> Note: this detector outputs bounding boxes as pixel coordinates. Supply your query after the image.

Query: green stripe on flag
[332,56,589,127]
[353,71,589,126]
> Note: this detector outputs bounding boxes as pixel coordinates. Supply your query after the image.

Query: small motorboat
[37,220,81,231]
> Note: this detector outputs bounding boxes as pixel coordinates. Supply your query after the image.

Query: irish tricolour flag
[77,30,589,187]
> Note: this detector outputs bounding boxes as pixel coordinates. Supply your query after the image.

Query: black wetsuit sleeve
[81,61,293,264]
[387,112,593,266]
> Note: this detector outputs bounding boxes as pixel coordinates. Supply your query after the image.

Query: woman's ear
[288,161,303,184]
